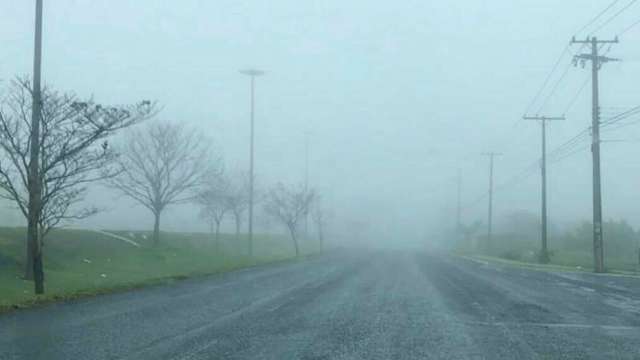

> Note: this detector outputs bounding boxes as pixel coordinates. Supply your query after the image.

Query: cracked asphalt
[2,249,640,359]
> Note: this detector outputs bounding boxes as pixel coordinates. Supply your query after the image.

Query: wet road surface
[2,249,640,359]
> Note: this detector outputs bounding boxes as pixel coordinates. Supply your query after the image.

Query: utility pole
[304,131,309,240]
[239,68,265,258]
[523,115,564,264]
[571,36,618,273]
[456,169,462,232]
[28,0,45,294]
[482,152,502,252]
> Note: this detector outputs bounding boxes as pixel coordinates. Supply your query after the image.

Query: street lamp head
[239,69,265,77]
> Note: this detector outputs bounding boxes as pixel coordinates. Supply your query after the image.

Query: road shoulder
[456,253,640,279]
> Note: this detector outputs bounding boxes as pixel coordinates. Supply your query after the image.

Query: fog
[2,0,640,249]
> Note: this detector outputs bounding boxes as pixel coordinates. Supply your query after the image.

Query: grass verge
[0,227,317,313]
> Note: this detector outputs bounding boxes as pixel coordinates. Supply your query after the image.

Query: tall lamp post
[239,69,264,258]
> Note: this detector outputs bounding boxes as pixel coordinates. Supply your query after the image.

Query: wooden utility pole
[455,169,462,235]
[482,152,502,252]
[523,115,564,264]
[304,131,309,239]
[571,36,618,273]
[28,0,45,294]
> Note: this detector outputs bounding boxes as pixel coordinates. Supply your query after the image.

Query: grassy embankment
[0,227,313,311]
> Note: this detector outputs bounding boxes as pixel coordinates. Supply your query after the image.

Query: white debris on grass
[93,230,141,248]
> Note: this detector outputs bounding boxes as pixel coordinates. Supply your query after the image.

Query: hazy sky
[2,1,640,244]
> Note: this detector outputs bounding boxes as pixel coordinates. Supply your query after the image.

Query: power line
[462,125,590,211]
[575,0,621,36]
[534,42,590,115]
[563,73,591,115]
[602,116,640,132]
[525,45,571,115]
[547,132,590,158]
[548,141,590,163]
[618,17,640,35]
[536,58,574,114]
[548,144,590,164]
[601,104,640,127]
[590,0,639,35]
[547,128,590,159]
[546,105,640,163]
[461,158,539,211]
[493,161,540,192]
[524,0,623,117]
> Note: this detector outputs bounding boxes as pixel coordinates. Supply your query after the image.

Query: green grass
[549,249,640,273]
[0,227,317,312]
[458,252,640,277]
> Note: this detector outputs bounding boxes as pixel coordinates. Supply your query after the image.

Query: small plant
[500,249,522,261]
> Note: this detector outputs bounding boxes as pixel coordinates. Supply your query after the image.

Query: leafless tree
[196,174,230,251]
[263,183,315,257]
[225,172,250,241]
[110,121,215,246]
[0,78,155,279]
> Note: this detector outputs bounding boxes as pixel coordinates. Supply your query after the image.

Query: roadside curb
[455,254,640,279]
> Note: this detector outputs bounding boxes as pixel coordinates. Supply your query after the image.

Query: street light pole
[304,131,309,239]
[523,115,564,264]
[239,69,264,258]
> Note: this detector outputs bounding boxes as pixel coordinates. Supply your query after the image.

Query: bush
[500,249,522,261]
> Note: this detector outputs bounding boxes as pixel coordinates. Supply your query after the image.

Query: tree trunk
[33,243,44,294]
[234,214,241,241]
[289,227,299,257]
[26,221,44,293]
[153,212,161,246]
[24,236,34,280]
[215,221,221,253]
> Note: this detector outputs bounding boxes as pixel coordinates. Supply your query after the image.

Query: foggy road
[2,250,640,360]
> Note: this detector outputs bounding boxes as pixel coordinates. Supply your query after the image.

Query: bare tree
[0,78,155,280]
[110,121,215,246]
[196,174,230,251]
[263,183,315,257]
[225,172,250,242]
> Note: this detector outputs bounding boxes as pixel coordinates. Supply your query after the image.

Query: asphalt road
[2,250,640,360]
